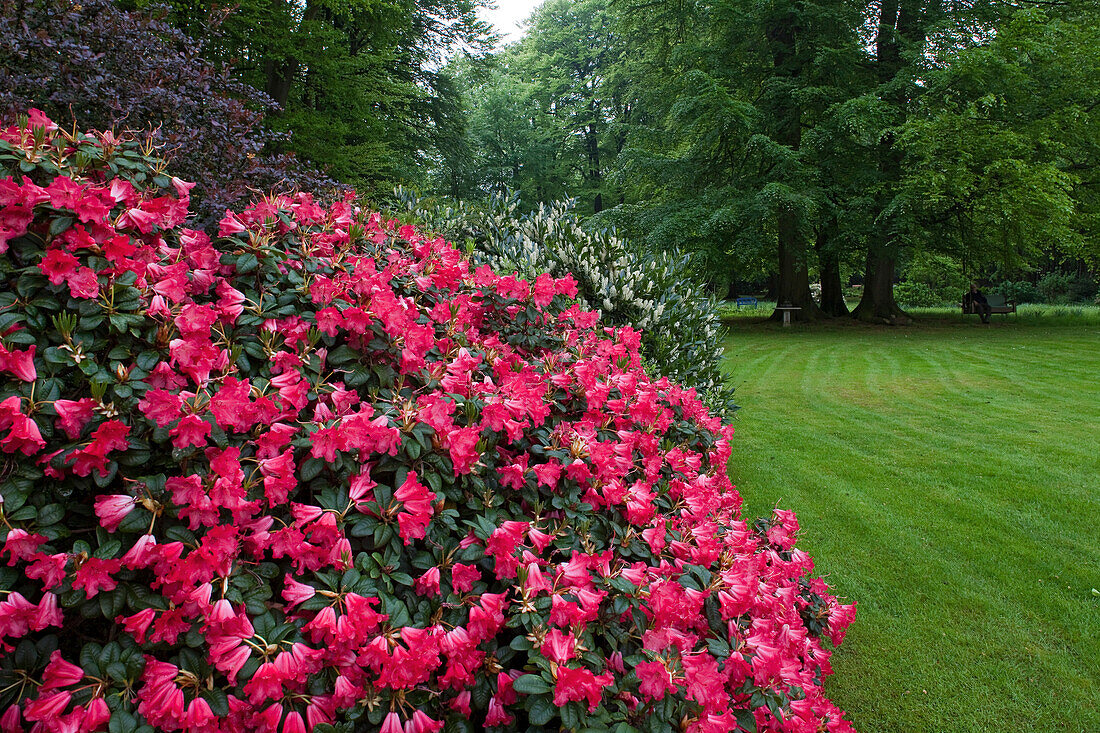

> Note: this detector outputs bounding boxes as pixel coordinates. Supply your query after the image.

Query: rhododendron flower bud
[216,644,252,686]
[303,605,339,645]
[523,562,552,594]
[121,534,157,568]
[394,471,437,544]
[291,503,325,524]
[527,526,554,553]
[182,697,214,729]
[209,598,235,624]
[259,703,284,730]
[146,293,172,319]
[219,210,248,236]
[34,591,63,630]
[329,537,353,570]
[484,695,513,726]
[93,494,136,532]
[171,177,196,198]
[348,470,377,503]
[0,700,21,733]
[498,670,523,705]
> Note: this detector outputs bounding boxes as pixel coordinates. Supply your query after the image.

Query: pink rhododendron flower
[66,266,100,299]
[451,563,480,594]
[0,395,44,455]
[39,249,81,286]
[541,628,576,663]
[72,557,121,598]
[394,471,437,544]
[53,398,96,439]
[415,566,441,597]
[2,529,46,565]
[93,494,136,532]
[554,666,614,711]
[0,344,35,383]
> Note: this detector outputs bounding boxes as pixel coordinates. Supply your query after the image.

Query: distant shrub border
[395,191,736,418]
[0,114,855,733]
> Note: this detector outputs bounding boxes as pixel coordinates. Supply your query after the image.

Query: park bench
[961,293,1016,317]
[735,296,758,308]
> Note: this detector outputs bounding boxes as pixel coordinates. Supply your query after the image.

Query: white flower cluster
[395,188,736,415]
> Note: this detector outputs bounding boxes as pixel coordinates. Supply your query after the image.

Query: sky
[477,0,543,45]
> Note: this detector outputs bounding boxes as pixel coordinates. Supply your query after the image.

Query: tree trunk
[772,211,824,322]
[262,0,319,112]
[853,0,922,325]
[816,228,849,317]
[852,247,910,323]
[766,13,821,323]
[586,121,602,213]
[263,59,294,109]
[765,274,778,301]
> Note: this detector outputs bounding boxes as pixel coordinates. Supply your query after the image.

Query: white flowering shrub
[396,189,736,415]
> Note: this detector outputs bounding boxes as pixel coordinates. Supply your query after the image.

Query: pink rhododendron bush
[0,113,855,733]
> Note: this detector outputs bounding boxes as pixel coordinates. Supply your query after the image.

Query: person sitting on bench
[964,283,992,323]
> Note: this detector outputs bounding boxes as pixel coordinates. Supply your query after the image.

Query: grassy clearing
[720,313,1100,732]
[718,301,1100,324]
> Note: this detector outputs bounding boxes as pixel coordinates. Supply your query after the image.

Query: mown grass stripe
[721,317,1099,733]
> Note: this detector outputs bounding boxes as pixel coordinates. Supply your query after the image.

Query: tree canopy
[435,0,1100,321]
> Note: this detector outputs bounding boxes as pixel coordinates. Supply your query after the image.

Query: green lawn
[719,312,1100,732]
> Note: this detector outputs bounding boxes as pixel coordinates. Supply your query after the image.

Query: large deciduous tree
[609,0,863,320]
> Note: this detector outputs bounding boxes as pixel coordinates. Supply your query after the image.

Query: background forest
[3,0,1097,323]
